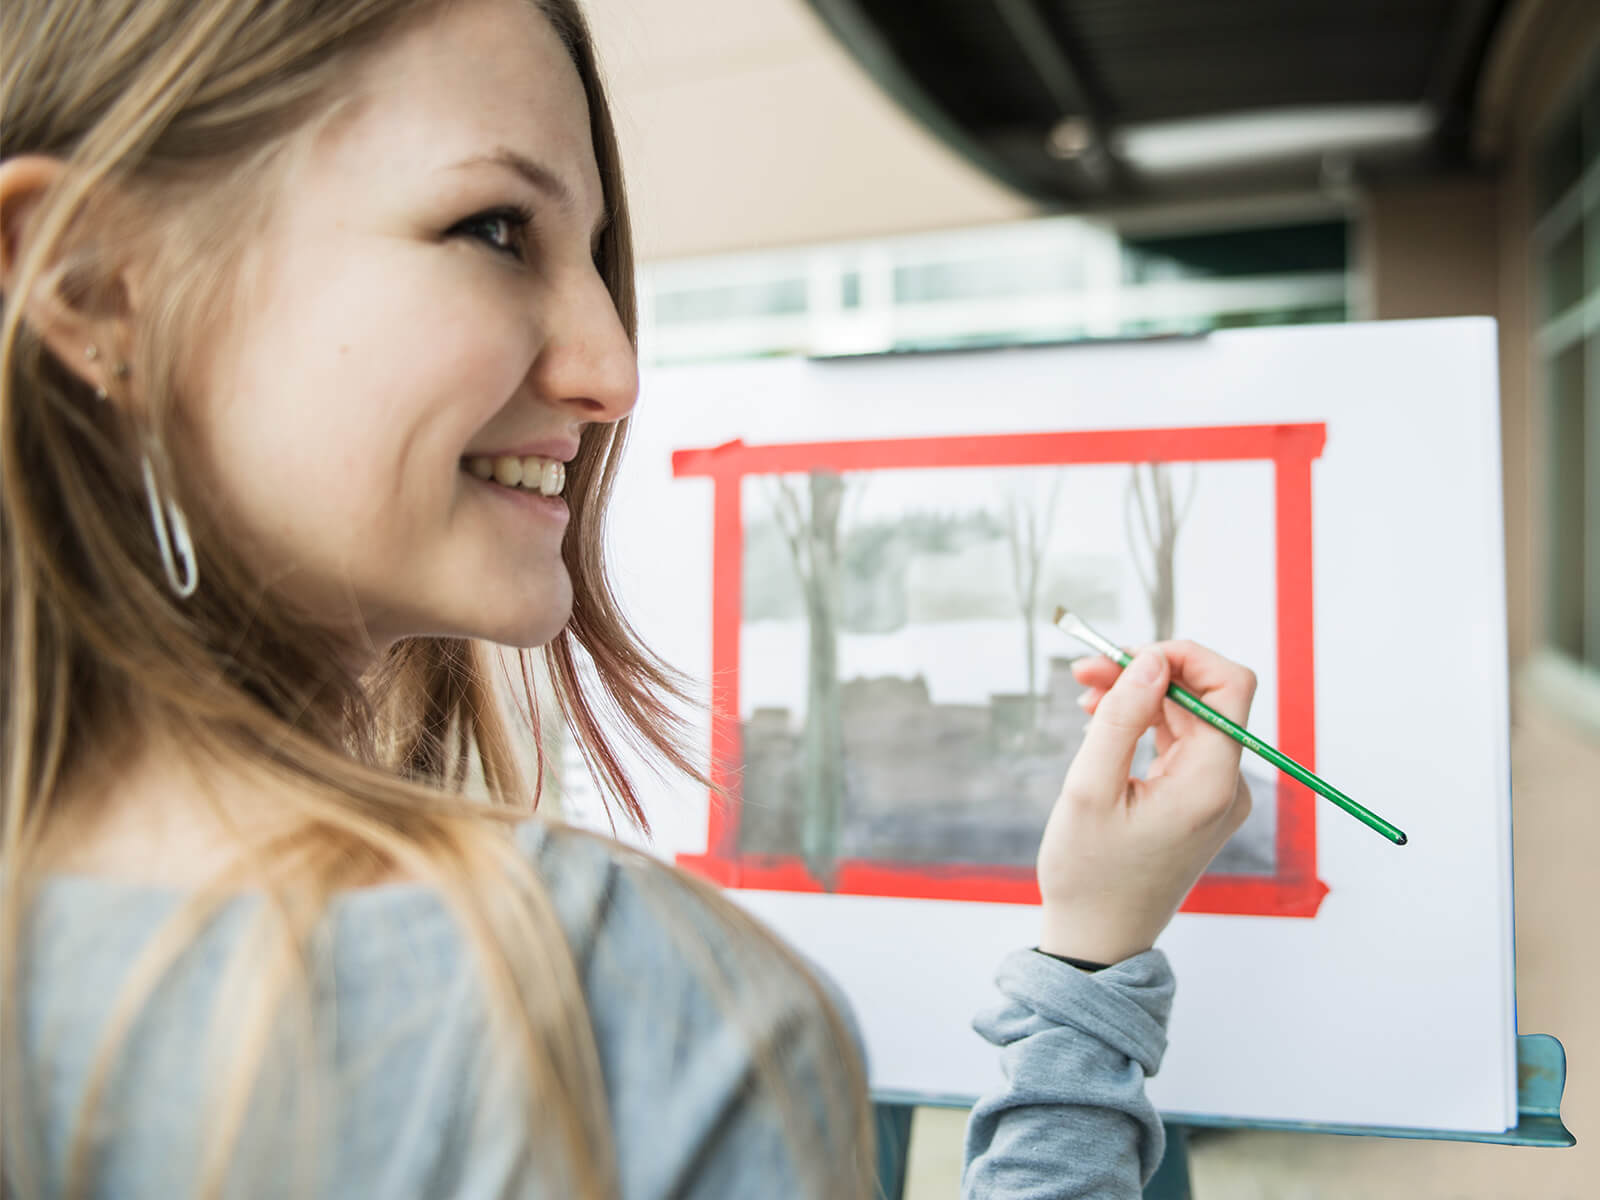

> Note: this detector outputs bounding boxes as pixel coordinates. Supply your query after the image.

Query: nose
[530,267,639,426]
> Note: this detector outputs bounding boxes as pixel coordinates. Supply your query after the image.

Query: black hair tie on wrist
[1034,948,1111,972]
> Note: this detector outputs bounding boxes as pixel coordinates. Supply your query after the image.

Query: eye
[450,205,533,260]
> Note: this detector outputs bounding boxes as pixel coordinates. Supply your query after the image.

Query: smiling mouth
[463,454,565,497]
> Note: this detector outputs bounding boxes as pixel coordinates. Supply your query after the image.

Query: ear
[0,154,137,398]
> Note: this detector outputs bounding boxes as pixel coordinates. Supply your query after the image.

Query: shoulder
[510,820,869,1194]
[510,818,832,1018]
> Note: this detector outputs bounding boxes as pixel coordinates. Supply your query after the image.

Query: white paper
[582,319,1516,1133]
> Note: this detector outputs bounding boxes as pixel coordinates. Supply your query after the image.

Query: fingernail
[1130,650,1164,684]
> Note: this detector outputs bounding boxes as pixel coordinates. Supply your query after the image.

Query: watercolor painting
[673,424,1330,917]
[735,460,1280,881]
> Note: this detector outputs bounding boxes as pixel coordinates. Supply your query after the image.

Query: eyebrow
[448,147,611,244]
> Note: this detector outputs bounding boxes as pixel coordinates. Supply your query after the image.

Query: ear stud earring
[85,346,130,400]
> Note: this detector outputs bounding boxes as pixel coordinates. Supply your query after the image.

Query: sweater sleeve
[962,948,1175,1200]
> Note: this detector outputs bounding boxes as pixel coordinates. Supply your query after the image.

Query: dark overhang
[804,0,1509,207]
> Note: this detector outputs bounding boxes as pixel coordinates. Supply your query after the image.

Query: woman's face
[191,0,634,659]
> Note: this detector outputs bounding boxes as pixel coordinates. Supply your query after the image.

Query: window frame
[1530,49,1600,712]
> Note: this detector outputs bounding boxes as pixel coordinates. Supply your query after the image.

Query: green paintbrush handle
[1087,635,1408,847]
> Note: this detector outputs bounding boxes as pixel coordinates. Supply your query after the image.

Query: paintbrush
[1053,606,1407,846]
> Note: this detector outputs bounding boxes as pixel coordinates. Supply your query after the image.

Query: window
[1534,51,1600,676]
[638,213,1351,365]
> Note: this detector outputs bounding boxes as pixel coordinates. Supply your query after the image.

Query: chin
[480,582,575,649]
[494,617,571,650]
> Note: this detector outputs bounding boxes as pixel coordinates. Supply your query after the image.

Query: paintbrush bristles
[1052,607,1125,662]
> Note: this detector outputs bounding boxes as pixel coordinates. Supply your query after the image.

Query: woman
[0,0,1255,1195]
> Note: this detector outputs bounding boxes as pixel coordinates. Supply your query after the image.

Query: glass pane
[1586,59,1600,172]
[1547,340,1587,660]
[892,254,1081,304]
[1545,221,1586,320]
[654,278,807,324]
[1589,333,1600,672]
[1537,102,1585,214]
[1588,208,1600,307]
[840,271,862,310]
[642,215,1351,363]
[1122,222,1346,280]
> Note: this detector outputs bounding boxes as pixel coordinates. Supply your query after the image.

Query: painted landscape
[736,461,1280,888]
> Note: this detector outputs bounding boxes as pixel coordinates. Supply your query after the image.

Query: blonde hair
[0,1,874,1195]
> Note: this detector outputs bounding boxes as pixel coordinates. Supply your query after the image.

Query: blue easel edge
[868,1033,1574,1149]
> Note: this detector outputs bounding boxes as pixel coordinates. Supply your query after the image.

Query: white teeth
[539,458,564,496]
[465,454,565,497]
[492,455,522,487]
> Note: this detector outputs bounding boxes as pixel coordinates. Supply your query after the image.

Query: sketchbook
[563,319,1517,1133]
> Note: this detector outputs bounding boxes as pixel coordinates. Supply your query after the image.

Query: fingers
[1139,644,1254,792]
[1069,655,1122,689]
[1073,643,1254,793]
[1079,688,1181,754]
[1152,640,1257,725]
[1060,647,1171,807]
[1072,642,1257,725]
[1231,773,1255,831]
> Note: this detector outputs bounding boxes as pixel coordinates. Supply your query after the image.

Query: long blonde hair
[0,1,874,1195]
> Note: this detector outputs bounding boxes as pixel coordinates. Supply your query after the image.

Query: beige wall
[584,0,1038,262]
[1361,178,1501,323]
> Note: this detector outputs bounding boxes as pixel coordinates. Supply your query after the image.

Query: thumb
[1063,649,1170,802]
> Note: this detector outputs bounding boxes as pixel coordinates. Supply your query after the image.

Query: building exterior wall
[1359,177,1520,646]
[1357,0,1600,686]
[1361,178,1501,322]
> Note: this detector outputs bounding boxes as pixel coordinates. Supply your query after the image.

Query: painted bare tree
[1125,463,1198,640]
[1001,470,1065,728]
[768,471,848,887]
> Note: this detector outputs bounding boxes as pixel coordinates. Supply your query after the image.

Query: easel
[870,1033,1573,1198]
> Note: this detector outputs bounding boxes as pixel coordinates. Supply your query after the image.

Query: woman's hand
[1036,640,1257,965]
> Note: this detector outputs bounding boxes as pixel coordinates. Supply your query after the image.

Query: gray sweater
[15,822,1174,1198]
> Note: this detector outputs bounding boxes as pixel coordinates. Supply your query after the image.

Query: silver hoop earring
[141,454,199,599]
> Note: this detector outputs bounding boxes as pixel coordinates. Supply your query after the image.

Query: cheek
[196,235,532,551]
